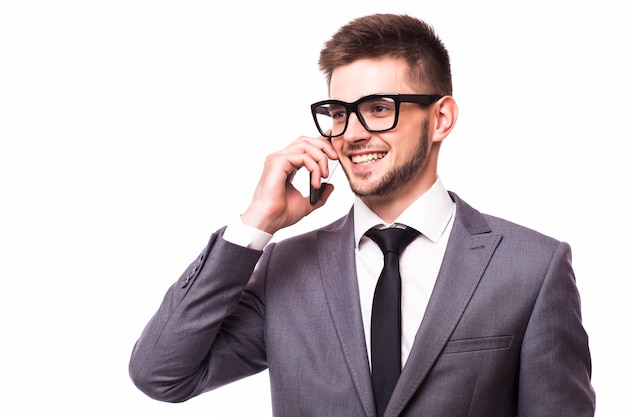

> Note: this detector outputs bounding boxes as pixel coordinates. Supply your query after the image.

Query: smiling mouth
[351,152,387,165]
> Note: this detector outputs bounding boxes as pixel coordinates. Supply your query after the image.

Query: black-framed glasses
[311,93,442,138]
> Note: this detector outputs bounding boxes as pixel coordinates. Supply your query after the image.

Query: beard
[345,119,430,198]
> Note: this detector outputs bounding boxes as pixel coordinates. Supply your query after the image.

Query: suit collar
[315,194,501,417]
[316,210,377,416]
[386,192,502,416]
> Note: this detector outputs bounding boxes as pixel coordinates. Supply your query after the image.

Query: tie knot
[365,226,420,255]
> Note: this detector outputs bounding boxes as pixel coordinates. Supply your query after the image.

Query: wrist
[240,208,281,235]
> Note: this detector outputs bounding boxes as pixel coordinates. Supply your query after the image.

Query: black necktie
[365,226,420,417]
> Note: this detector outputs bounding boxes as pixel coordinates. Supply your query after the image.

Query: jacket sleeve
[128,228,268,402]
[518,241,595,415]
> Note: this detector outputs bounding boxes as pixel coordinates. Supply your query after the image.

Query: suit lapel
[387,193,503,416]
[317,210,377,417]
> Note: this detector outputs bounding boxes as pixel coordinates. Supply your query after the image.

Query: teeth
[351,152,386,164]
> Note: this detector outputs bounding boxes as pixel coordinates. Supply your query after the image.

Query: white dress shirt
[223,177,456,368]
[353,177,455,367]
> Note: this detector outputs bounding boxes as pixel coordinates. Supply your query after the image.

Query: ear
[431,96,458,144]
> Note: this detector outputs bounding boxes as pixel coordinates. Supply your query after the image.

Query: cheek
[391,136,418,157]
[331,138,345,153]
[399,121,430,153]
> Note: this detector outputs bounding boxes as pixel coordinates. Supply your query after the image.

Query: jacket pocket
[443,335,512,354]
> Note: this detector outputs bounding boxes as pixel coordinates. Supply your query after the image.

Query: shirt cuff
[222,216,273,250]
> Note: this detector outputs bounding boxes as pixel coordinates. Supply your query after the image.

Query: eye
[371,104,389,114]
[361,98,395,118]
[328,105,347,120]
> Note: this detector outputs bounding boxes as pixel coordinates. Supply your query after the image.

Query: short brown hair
[318,14,452,96]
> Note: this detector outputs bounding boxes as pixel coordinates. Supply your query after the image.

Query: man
[129,14,595,416]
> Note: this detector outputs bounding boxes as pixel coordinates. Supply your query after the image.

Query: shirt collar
[353,177,455,248]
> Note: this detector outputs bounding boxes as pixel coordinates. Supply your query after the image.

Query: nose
[341,112,370,143]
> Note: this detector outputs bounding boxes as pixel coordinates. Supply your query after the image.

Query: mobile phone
[309,158,339,205]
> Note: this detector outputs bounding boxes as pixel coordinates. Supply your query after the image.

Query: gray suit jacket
[129,193,595,416]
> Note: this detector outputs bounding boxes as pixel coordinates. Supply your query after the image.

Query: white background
[1,1,623,415]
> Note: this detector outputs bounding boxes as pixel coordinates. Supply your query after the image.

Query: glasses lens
[313,96,398,137]
[357,96,397,132]
[314,103,346,137]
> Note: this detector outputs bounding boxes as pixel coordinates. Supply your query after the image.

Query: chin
[349,180,391,198]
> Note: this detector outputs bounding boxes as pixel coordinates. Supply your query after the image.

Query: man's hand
[241,135,338,234]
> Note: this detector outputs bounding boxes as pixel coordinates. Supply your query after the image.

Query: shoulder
[272,212,352,250]
[451,191,566,251]
[483,214,569,265]
[451,193,575,291]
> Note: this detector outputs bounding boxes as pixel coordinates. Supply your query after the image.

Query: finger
[277,142,330,185]
[295,136,338,178]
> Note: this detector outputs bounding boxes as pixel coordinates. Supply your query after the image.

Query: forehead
[329,58,415,102]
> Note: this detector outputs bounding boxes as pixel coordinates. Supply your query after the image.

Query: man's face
[329,58,435,202]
